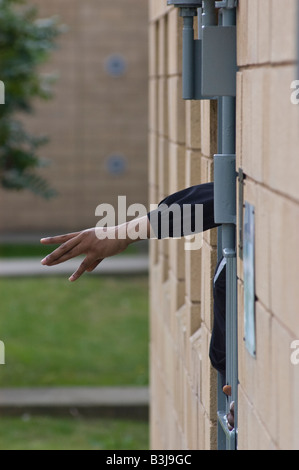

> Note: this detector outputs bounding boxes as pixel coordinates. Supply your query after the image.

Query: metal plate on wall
[201,25,237,97]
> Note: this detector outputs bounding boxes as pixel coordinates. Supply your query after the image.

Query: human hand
[40,215,151,282]
[40,226,130,282]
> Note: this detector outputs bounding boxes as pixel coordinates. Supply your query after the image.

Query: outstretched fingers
[69,256,94,282]
[86,259,103,272]
[41,234,82,266]
[40,232,80,245]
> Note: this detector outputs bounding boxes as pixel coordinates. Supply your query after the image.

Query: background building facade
[0,0,149,236]
[148,0,299,450]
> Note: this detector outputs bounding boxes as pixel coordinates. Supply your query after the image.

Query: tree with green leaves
[0,0,63,198]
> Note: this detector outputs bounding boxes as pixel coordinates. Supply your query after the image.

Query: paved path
[0,386,149,420]
[0,255,148,277]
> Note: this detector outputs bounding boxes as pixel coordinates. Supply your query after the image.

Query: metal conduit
[215,3,238,450]
[167,0,238,450]
[182,11,196,99]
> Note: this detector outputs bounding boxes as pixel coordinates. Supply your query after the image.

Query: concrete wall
[236,0,299,451]
[148,0,299,450]
[148,3,219,450]
[0,0,148,236]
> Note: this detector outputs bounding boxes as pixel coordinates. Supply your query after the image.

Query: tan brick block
[203,226,217,250]
[241,67,270,183]
[184,373,199,449]
[189,388,199,450]
[149,77,158,133]
[236,0,248,66]
[189,327,202,396]
[149,238,159,266]
[254,184,272,306]
[169,270,186,314]
[200,155,214,184]
[174,303,187,364]
[265,65,299,201]
[185,149,201,187]
[200,323,217,421]
[168,237,185,281]
[160,273,171,325]
[247,0,261,65]
[148,131,158,187]
[149,0,172,22]
[242,180,271,308]
[174,353,185,432]
[204,415,217,451]
[168,142,186,194]
[250,302,273,430]
[257,0,271,64]
[237,277,245,353]
[185,100,201,150]
[236,71,243,170]
[270,195,299,335]
[270,0,298,64]
[157,252,169,285]
[158,136,169,199]
[292,357,299,450]
[271,317,299,449]
[197,400,206,449]
[148,21,158,78]
[148,182,159,208]
[158,77,168,138]
[185,299,201,341]
[237,385,250,450]
[167,7,182,76]
[237,385,275,450]
[185,243,202,303]
[164,327,176,399]
[158,16,167,77]
[167,76,185,144]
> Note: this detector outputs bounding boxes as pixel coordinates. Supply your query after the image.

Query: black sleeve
[148,182,219,239]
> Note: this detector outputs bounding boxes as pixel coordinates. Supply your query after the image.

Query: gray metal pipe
[221,6,236,252]
[182,12,195,99]
[202,0,217,26]
[219,4,238,450]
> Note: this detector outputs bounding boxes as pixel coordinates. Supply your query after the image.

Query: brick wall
[149,0,299,451]
[149,4,219,450]
[0,0,148,235]
[236,0,299,450]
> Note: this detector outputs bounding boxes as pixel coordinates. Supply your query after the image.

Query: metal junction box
[201,25,237,97]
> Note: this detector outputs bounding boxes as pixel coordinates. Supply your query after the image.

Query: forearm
[122,215,151,245]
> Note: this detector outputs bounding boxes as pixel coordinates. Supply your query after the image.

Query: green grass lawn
[0,416,149,450]
[0,275,149,387]
[0,274,150,450]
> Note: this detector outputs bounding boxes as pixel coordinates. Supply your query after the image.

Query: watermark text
[290,340,299,365]
[95,196,203,251]
[290,80,299,104]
